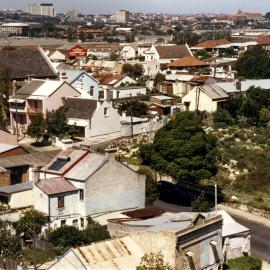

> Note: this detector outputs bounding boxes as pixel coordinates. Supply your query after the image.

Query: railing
[27,107,43,114]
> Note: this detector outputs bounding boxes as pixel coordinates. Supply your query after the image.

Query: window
[104,107,108,117]
[90,86,94,96]
[79,189,84,201]
[80,218,85,228]
[58,196,64,208]
[73,219,79,228]
[61,220,66,227]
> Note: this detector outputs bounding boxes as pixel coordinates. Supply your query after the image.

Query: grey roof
[0,143,18,153]
[216,79,270,94]
[0,49,57,80]
[0,182,33,195]
[199,85,229,100]
[12,80,44,100]
[64,153,107,181]
[65,98,98,120]
[0,150,60,168]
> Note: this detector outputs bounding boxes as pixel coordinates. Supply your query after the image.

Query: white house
[182,85,229,113]
[0,182,33,209]
[61,70,100,99]
[65,97,121,140]
[36,148,145,229]
[120,45,137,60]
[94,74,137,89]
[110,86,147,99]
[47,50,66,62]
[145,44,193,64]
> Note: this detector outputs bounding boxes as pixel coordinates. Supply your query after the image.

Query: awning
[8,99,25,103]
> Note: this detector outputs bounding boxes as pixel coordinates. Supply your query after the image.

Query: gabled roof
[65,98,98,120]
[64,70,99,84]
[169,56,209,68]
[198,85,229,101]
[255,35,270,45]
[36,177,78,196]
[195,39,231,49]
[42,148,89,175]
[155,44,192,59]
[11,80,44,100]
[93,73,129,85]
[0,182,33,195]
[0,143,24,154]
[0,48,57,80]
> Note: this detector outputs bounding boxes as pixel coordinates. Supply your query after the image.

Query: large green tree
[140,112,217,183]
[27,113,46,143]
[235,45,270,79]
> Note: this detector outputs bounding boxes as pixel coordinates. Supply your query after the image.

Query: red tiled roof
[195,39,230,49]
[256,35,270,46]
[36,177,78,195]
[169,56,209,68]
[93,73,125,85]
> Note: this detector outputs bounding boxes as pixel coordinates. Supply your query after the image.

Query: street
[232,215,270,262]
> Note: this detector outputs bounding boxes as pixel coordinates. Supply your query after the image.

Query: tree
[46,107,70,139]
[191,192,210,212]
[259,108,270,127]
[15,210,48,240]
[137,252,175,270]
[122,63,133,76]
[265,12,270,20]
[235,45,270,79]
[213,109,234,127]
[118,100,147,117]
[122,63,144,79]
[140,112,218,183]
[195,50,210,60]
[153,73,165,91]
[49,226,85,248]
[0,65,11,128]
[27,113,46,143]
[110,52,119,61]
[0,229,21,259]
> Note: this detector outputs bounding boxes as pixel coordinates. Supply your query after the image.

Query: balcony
[9,101,26,113]
[27,107,43,114]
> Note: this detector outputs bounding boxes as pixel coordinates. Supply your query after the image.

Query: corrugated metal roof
[199,85,229,100]
[36,177,78,195]
[76,236,143,270]
[64,153,106,181]
[0,150,60,168]
[0,182,33,195]
[0,143,18,153]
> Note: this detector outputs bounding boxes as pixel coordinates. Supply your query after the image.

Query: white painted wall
[121,46,136,60]
[9,190,33,209]
[112,87,146,99]
[182,87,218,112]
[84,157,145,216]
[33,183,49,214]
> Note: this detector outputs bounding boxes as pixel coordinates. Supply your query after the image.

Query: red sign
[68,45,88,59]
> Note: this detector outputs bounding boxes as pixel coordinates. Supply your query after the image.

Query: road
[154,200,270,261]
[232,215,270,262]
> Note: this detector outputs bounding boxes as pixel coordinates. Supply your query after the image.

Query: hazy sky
[0,0,269,14]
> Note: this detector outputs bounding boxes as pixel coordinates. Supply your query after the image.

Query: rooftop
[155,44,192,59]
[169,56,209,68]
[36,177,78,196]
[0,182,33,195]
[194,39,231,49]
[0,143,20,154]
[198,85,229,100]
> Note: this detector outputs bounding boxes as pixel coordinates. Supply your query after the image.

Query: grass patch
[23,248,59,265]
[224,256,262,270]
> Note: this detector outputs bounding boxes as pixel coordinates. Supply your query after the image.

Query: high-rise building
[40,3,56,17]
[116,10,130,23]
[27,1,40,15]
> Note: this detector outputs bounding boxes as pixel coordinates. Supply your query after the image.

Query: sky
[0,0,269,15]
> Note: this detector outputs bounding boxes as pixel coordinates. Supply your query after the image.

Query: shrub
[224,256,262,270]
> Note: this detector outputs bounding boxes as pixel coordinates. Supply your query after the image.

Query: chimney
[60,72,68,82]
[12,80,17,96]
[104,147,117,160]
[236,81,241,92]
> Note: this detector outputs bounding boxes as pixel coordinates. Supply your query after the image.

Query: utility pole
[15,100,19,142]
[215,183,218,215]
[130,94,134,138]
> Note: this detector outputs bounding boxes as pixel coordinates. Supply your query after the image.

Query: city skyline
[0,0,269,14]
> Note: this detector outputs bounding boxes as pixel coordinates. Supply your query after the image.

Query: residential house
[35,148,145,228]
[0,48,57,81]
[65,97,121,140]
[46,49,66,62]
[110,86,147,99]
[0,182,33,209]
[182,85,229,113]
[0,150,59,187]
[48,236,144,270]
[120,44,137,60]
[191,39,231,56]
[256,35,270,52]
[148,95,175,115]
[138,43,152,58]
[168,56,210,71]
[60,70,99,99]
[144,44,193,64]
[68,44,88,60]
[8,79,81,135]
[108,211,223,270]
[0,143,28,158]
[94,74,137,89]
